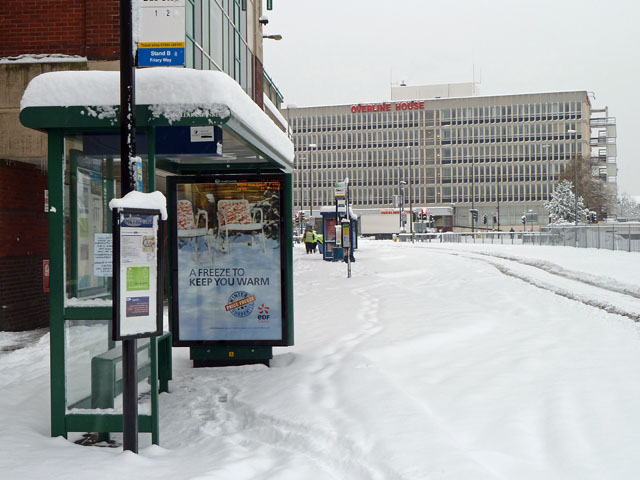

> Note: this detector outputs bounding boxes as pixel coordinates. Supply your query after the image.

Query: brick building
[0,0,120,60]
[0,0,285,330]
[0,0,121,330]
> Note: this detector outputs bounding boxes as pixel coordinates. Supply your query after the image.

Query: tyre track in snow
[470,249,640,298]
[427,247,640,322]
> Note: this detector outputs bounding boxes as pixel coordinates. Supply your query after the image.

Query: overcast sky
[263,0,640,195]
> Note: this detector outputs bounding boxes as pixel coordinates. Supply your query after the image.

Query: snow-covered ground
[2,239,640,479]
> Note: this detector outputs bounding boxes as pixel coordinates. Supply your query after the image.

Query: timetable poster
[117,212,159,338]
[172,176,286,344]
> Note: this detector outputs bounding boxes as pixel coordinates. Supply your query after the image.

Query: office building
[286,87,617,230]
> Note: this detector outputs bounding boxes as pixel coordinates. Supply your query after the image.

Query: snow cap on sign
[109,191,168,220]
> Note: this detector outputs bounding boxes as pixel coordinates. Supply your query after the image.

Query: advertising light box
[169,175,289,346]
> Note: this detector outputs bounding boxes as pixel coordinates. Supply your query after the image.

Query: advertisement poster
[171,176,286,344]
[324,218,337,256]
[117,212,159,337]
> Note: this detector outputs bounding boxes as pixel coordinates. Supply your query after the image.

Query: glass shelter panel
[62,132,152,414]
[63,134,149,304]
[65,319,111,409]
[65,319,151,413]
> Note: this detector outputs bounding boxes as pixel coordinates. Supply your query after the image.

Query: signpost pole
[120,0,138,454]
[346,179,351,278]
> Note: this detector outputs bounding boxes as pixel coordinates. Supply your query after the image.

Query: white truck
[356,209,409,239]
[356,207,453,238]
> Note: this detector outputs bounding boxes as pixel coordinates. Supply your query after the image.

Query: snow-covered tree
[544,180,589,223]
[617,194,640,220]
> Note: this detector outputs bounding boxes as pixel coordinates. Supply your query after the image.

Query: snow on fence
[396,224,640,252]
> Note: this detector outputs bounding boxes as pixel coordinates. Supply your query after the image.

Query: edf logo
[257,304,270,322]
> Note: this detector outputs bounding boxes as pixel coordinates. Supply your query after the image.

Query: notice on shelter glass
[174,179,284,342]
[93,233,112,277]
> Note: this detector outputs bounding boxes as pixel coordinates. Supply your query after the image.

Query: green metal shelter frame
[20,103,295,443]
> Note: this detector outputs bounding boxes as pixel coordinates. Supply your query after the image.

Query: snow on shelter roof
[20,68,293,167]
[319,205,357,219]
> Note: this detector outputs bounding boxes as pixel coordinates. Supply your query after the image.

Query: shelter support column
[48,131,67,438]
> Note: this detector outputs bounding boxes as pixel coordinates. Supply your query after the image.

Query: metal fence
[397,231,524,245]
[396,223,640,252]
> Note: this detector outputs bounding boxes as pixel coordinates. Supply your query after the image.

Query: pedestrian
[509,227,515,240]
[312,230,319,253]
[304,226,316,254]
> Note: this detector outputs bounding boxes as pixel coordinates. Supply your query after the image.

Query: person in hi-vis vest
[304,226,316,254]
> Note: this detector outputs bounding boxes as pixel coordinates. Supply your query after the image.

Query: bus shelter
[20,68,295,443]
[320,206,358,262]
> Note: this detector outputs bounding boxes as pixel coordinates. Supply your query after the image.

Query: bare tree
[558,155,610,219]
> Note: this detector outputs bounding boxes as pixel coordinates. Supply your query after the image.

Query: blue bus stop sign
[138,46,185,67]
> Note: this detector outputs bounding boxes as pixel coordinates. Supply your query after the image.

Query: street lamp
[567,129,578,225]
[262,34,283,40]
[541,144,551,201]
[399,180,407,232]
[308,143,317,219]
[296,154,304,215]
[471,158,475,232]
[406,146,414,242]
[496,163,501,231]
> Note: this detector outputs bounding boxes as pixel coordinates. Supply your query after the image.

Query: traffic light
[493,215,497,225]
[483,214,487,225]
[521,215,526,224]
[470,209,478,221]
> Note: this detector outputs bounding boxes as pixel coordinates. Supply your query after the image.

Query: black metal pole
[335,195,338,245]
[346,182,351,278]
[574,132,578,226]
[398,182,401,231]
[120,0,138,454]
[497,165,500,230]
[120,0,136,195]
[308,160,312,219]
